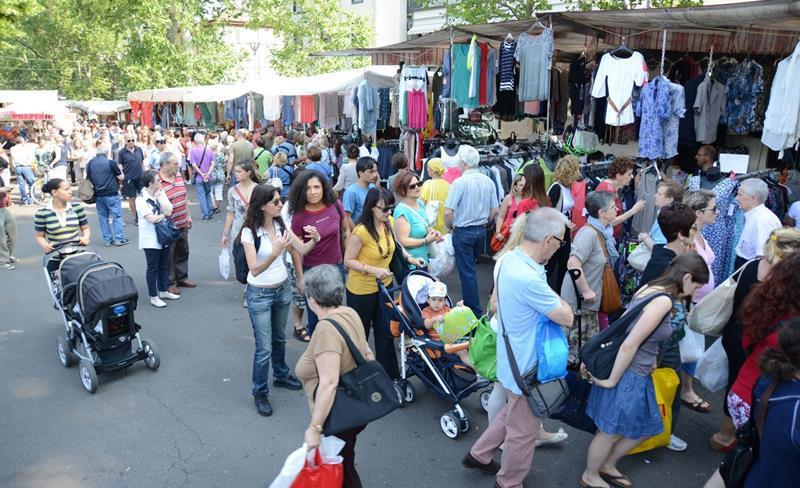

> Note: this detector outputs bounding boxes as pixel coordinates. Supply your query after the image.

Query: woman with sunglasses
[393,169,441,270]
[240,184,320,417]
[344,187,423,380]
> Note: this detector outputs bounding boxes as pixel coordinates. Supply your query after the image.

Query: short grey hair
[95,142,110,156]
[458,145,480,168]
[193,133,205,144]
[682,189,716,211]
[235,129,246,138]
[303,265,344,308]
[739,178,768,204]
[159,151,178,167]
[524,207,568,243]
[585,190,616,218]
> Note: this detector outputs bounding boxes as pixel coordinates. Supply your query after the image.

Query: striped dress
[34,202,88,244]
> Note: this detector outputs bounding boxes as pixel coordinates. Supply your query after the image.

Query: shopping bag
[437,306,479,344]
[269,444,308,488]
[218,247,230,280]
[469,316,497,382]
[551,369,597,434]
[628,368,679,454]
[424,200,440,226]
[687,260,753,336]
[428,239,455,279]
[290,449,343,488]
[679,326,705,363]
[536,316,569,382]
[695,338,728,392]
[627,243,651,272]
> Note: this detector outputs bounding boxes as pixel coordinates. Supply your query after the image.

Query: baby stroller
[43,240,160,393]
[378,270,491,439]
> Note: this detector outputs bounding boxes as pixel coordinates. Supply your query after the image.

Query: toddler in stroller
[421,282,472,366]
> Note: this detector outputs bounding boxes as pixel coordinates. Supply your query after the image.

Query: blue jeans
[16,166,35,204]
[303,262,346,335]
[95,194,126,244]
[195,180,213,218]
[247,282,292,397]
[144,248,170,297]
[453,225,485,317]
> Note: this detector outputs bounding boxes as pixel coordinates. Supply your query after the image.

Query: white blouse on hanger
[591,51,648,126]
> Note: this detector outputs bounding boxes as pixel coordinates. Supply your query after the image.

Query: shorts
[286,261,306,309]
[123,177,143,198]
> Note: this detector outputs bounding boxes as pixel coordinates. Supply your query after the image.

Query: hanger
[505,32,514,42]
[609,37,633,58]
[527,16,546,34]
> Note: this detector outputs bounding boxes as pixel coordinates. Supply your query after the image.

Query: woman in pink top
[679,189,719,412]
[493,174,525,244]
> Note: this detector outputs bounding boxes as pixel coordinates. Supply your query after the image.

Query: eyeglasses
[126,139,135,143]
[702,206,718,213]
[551,235,567,248]
[377,206,394,214]
[269,198,283,206]
[407,182,421,190]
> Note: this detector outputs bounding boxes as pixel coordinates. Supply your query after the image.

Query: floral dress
[226,184,249,242]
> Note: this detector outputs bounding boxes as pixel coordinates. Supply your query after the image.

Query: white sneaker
[159,291,181,300]
[150,297,167,308]
[667,434,687,452]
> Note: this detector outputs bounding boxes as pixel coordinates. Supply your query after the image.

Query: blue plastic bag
[536,316,569,382]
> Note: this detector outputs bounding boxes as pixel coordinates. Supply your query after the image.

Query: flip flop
[599,471,632,488]
[579,476,610,488]
[293,328,311,342]
[681,396,712,413]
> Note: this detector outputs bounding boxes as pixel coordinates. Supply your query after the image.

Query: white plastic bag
[695,338,728,392]
[269,436,345,488]
[425,200,440,226]
[429,252,455,278]
[218,247,230,280]
[679,327,705,363]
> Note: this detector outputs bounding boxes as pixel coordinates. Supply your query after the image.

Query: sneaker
[9,256,20,263]
[667,434,688,452]
[243,298,248,308]
[159,291,181,300]
[273,374,302,390]
[1,263,15,270]
[254,394,273,417]
[104,241,113,247]
[150,297,167,308]
[114,239,130,247]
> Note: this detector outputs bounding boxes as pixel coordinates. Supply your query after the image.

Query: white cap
[428,281,447,298]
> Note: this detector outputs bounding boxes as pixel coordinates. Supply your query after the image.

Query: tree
[0,0,40,34]
[0,1,244,99]
[247,0,372,77]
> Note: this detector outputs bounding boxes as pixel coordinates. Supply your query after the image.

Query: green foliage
[247,0,372,77]
[567,0,702,10]
[0,0,41,33]
[0,1,243,99]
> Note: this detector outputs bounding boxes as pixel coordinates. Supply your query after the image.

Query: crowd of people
[2,120,799,488]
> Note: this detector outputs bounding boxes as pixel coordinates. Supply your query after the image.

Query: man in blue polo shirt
[117,134,145,222]
[87,141,128,246]
[343,157,378,226]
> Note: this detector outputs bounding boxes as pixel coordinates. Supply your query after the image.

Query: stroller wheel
[479,389,492,414]
[440,411,460,439]
[58,336,76,368]
[78,359,98,393]
[403,381,416,404]
[459,415,470,433]
[141,340,161,371]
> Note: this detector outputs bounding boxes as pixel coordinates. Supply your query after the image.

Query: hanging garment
[399,65,428,128]
[478,42,489,105]
[233,95,248,129]
[663,82,685,159]
[678,75,704,146]
[262,96,281,121]
[668,57,701,85]
[195,104,203,126]
[378,88,391,123]
[494,65,519,119]
[298,95,316,124]
[468,39,482,100]
[141,102,155,127]
[569,57,587,116]
[451,44,478,109]
[553,69,570,126]
[693,77,727,144]
[281,96,294,126]
[725,60,764,135]
[224,100,235,121]
[631,167,660,235]
[591,51,648,126]
[485,48,497,106]
[173,103,182,125]
[762,42,800,153]
[515,28,554,102]
[357,79,379,137]
[689,176,740,284]
[498,39,517,91]
[318,93,339,129]
[198,103,214,127]
[636,76,671,160]
[406,91,427,130]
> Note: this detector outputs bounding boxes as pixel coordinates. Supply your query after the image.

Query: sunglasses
[269,198,283,206]
[702,206,718,213]
[377,206,394,214]
[126,139,135,143]
[407,182,421,190]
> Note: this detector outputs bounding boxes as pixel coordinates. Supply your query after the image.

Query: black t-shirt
[117,146,144,181]
[640,245,678,287]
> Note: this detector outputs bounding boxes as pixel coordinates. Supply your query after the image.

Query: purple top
[291,201,345,268]
[189,145,214,183]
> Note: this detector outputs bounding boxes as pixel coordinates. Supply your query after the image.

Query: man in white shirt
[734,178,781,269]
[9,137,36,205]
[787,200,800,229]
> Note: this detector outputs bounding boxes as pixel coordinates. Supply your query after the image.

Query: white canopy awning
[250,65,398,97]
[127,84,252,103]
[66,100,131,115]
[0,90,59,106]
[0,100,70,121]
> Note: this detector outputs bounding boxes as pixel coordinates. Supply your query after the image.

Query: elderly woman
[266,151,291,199]
[393,169,441,269]
[560,190,619,363]
[420,157,450,234]
[295,264,377,488]
[546,155,581,291]
[595,157,645,239]
[34,178,91,253]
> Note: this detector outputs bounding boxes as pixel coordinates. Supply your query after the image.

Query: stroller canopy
[59,252,103,290]
[78,262,138,325]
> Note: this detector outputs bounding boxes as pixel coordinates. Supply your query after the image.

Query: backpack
[232,228,260,284]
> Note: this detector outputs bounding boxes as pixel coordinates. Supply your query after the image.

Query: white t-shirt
[736,204,782,259]
[788,201,800,229]
[136,192,162,250]
[358,145,379,160]
[240,223,289,286]
[591,51,648,126]
[10,143,36,166]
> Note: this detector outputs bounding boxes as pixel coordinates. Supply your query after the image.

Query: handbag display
[317,318,401,435]
[687,259,754,336]
[579,292,668,380]
[718,379,778,488]
[627,243,651,272]
[587,226,622,315]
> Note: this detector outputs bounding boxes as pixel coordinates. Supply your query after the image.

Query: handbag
[588,226,622,315]
[627,243,651,272]
[579,292,668,380]
[627,368,679,454]
[388,229,411,284]
[77,174,95,204]
[496,262,569,418]
[490,221,510,252]
[718,379,778,488]
[317,318,401,435]
[147,199,181,246]
[687,259,754,336]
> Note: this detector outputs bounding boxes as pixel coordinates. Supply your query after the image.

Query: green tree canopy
[0,1,244,99]
[247,0,372,77]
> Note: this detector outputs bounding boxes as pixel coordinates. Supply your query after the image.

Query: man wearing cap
[444,145,498,317]
[117,134,146,222]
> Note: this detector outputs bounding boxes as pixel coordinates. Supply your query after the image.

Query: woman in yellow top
[420,158,450,234]
[344,187,423,380]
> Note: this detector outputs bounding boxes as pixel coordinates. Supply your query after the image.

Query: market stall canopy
[0,100,70,121]
[251,65,398,96]
[315,0,800,62]
[65,100,131,115]
[127,84,252,103]
[0,90,59,105]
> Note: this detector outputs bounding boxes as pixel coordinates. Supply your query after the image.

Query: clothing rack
[736,168,775,180]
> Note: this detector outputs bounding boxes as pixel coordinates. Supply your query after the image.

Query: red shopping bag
[290,449,343,488]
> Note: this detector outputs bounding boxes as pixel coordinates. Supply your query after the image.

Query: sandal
[294,327,311,342]
[681,396,712,413]
[535,428,568,447]
[599,471,632,488]
[710,433,736,452]
[580,476,610,488]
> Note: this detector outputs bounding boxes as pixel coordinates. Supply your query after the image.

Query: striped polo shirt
[34,202,88,244]
[159,171,189,229]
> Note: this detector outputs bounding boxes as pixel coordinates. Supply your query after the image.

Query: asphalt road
[0,188,726,488]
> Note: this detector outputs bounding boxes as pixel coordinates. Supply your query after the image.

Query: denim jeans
[15,166,35,204]
[195,180,213,218]
[247,282,292,397]
[144,248,170,297]
[452,225,485,317]
[95,194,126,244]
[303,262,346,335]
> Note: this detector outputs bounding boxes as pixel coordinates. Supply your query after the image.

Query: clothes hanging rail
[736,169,775,181]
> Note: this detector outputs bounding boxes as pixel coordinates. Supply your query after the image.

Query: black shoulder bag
[496,261,569,418]
[316,318,401,435]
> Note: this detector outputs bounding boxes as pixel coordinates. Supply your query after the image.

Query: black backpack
[232,228,260,284]
[579,292,668,380]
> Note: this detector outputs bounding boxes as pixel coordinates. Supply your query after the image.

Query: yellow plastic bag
[628,368,679,454]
